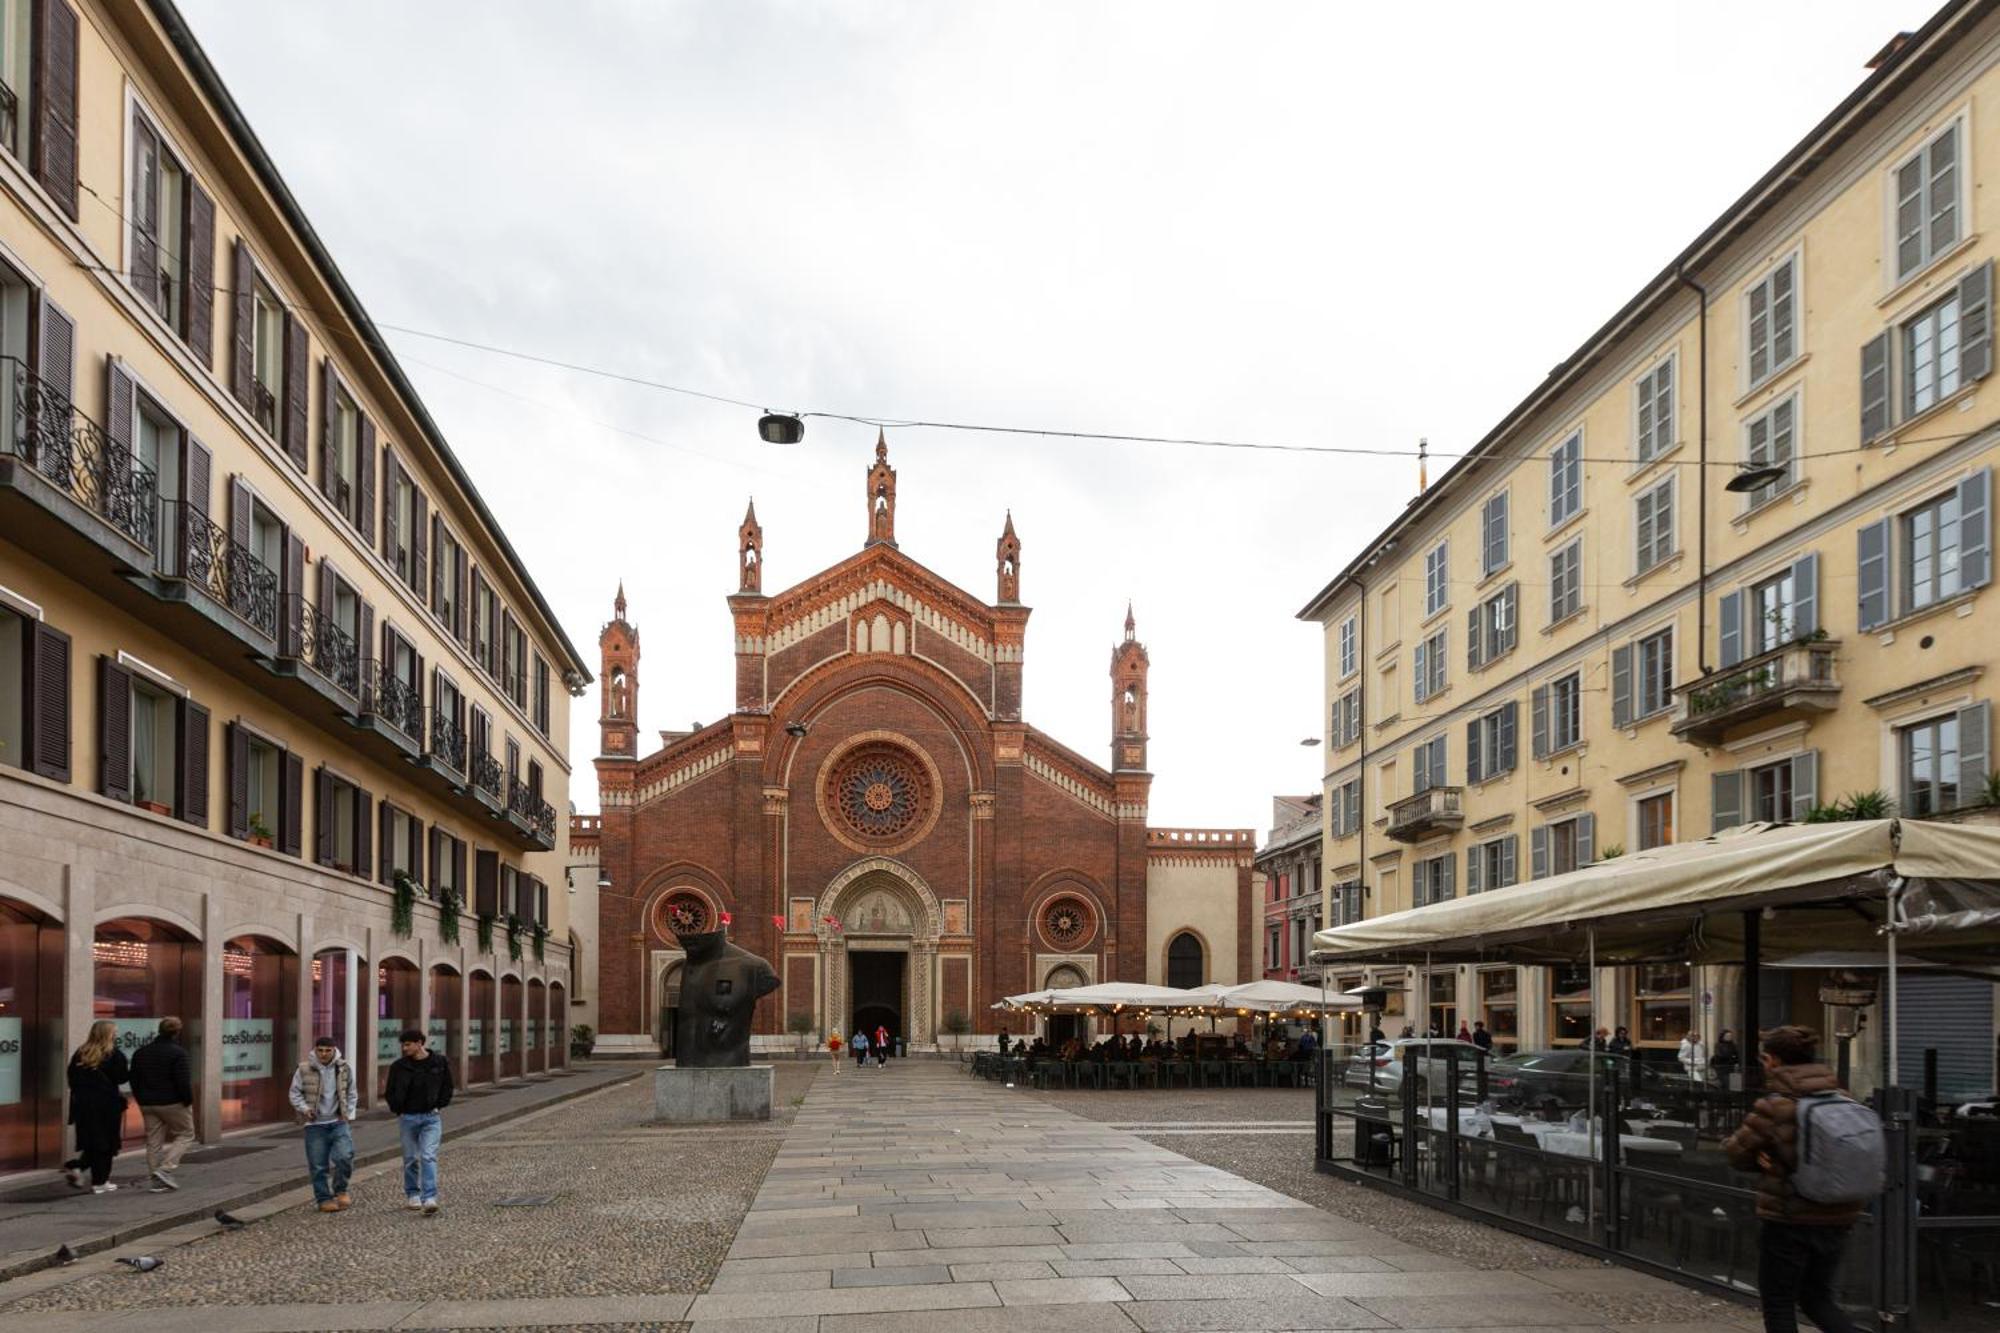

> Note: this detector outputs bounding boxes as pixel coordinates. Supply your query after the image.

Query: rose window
[1041,897,1095,949]
[658,892,711,937]
[828,744,930,844]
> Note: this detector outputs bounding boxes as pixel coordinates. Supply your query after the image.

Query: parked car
[1482,1049,1697,1108]
[1340,1038,1484,1097]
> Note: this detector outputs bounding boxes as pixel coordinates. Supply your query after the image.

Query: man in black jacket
[129,1017,195,1192]
[384,1029,454,1214]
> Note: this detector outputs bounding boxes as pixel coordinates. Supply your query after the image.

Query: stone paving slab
[1349,1293,1602,1327]
[992,1276,1133,1305]
[1118,1293,1390,1330]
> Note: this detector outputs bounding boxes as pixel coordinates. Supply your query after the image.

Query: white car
[1341,1038,1485,1097]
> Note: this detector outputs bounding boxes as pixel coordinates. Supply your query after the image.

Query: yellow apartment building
[1301,1,2000,1098]
[0,0,590,1170]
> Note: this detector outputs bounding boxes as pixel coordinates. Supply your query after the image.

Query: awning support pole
[1587,927,1599,1232]
[1742,909,1763,1095]
[1886,879,1901,1089]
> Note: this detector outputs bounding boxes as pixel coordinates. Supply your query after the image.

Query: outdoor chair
[1199,1059,1226,1087]
[1231,1061,1257,1088]
[1107,1061,1135,1090]
[1354,1099,1398,1170]
[1159,1060,1192,1089]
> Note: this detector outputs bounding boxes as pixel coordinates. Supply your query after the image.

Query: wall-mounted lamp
[597,871,612,889]
[784,721,810,738]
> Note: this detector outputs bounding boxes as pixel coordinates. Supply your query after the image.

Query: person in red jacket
[873,1024,890,1068]
[1723,1026,1862,1333]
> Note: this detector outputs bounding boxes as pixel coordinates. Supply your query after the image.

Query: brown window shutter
[378,801,395,885]
[183,181,215,364]
[33,294,74,407]
[359,600,376,705]
[282,312,308,469]
[428,825,441,893]
[354,786,373,878]
[30,0,80,220]
[176,698,209,827]
[24,621,72,783]
[466,565,483,655]
[281,530,305,656]
[313,766,334,865]
[279,750,303,856]
[231,239,256,410]
[105,359,135,456]
[229,477,253,565]
[455,548,468,642]
[380,447,400,562]
[97,656,132,802]
[317,558,334,629]
[453,839,467,898]
[318,359,338,501]
[183,436,211,520]
[475,849,499,916]
[410,485,428,595]
[129,113,160,311]
[357,416,377,545]
[226,721,250,839]
[536,879,548,929]
[409,816,425,888]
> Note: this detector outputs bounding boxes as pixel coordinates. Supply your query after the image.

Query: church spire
[865,431,898,547]
[996,511,1021,604]
[614,580,627,620]
[738,498,764,594]
[1111,603,1149,772]
[1123,601,1136,641]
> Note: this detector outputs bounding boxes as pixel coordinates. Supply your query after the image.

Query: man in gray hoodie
[288,1037,357,1213]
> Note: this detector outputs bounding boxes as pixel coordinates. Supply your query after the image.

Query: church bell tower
[1110,603,1149,773]
[599,583,640,759]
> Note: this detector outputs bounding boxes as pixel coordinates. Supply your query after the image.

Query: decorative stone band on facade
[762,786,790,816]
[1023,752,1113,816]
[767,576,994,660]
[968,791,996,819]
[633,744,736,806]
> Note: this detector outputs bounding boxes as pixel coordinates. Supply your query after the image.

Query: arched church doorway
[1044,963,1087,1050]
[816,860,941,1046]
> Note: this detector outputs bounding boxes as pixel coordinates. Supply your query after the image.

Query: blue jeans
[303,1121,354,1204]
[398,1111,441,1201]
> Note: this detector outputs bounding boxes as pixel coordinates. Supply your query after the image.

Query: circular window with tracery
[816,734,942,855]
[1040,896,1096,950]
[655,892,712,939]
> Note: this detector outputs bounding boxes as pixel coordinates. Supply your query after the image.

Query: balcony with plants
[1671,630,1840,747]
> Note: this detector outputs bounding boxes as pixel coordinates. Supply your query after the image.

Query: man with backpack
[1725,1025,1879,1333]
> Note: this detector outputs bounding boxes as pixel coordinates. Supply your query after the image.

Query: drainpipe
[1678,267,1714,675]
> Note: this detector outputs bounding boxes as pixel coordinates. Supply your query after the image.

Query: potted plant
[943,1009,972,1052]
[247,813,274,848]
[391,871,419,939]
[436,884,462,946]
[477,912,495,954]
[531,922,547,963]
[569,1024,595,1060]
[505,914,523,962]
[787,1011,816,1054]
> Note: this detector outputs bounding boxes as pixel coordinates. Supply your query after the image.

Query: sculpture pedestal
[654,1064,773,1122]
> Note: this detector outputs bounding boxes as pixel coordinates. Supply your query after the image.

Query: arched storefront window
[526,979,546,1073]
[500,976,523,1079]
[428,966,462,1085]
[377,960,421,1097]
[220,937,298,1130]
[94,918,199,1141]
[0,900,64,1172]
[549,983,568,1066]
[468,971,495,1084]
[309,948,359,1066]
[1166,932,1205,990]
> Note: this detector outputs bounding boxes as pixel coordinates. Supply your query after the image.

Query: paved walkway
[692,1061,1735,1333]
[0,1065,635,1281]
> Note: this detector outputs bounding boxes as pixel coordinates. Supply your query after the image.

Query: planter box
[137,800,172,816]
[249,835,273,848]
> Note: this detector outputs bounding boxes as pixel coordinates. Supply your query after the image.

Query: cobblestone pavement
[0,1061,819,1332]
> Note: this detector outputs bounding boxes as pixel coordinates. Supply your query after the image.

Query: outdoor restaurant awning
[996,980,1361,1016]
[1308,818,2000,968]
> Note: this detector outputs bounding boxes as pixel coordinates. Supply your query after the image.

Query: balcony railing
[1671,638,1841,746]
[509,778,557,846]
[430,711,467,775]
[285,595,361,699]
[470,750,504,803]
[1386,785,1465,843]
[167,500,278,640]
[364,660,425,740]
[4,357,157,551]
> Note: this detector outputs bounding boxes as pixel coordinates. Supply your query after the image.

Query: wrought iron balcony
[2,356,157,552]
[429,711,467,776]
[1386,785,1465,843]
[1670,638,1841,746]
[282,594,361,700]
[164,500,278,642]
[508,778,557,849]
[470,750,505,806]
[362,659,425,741]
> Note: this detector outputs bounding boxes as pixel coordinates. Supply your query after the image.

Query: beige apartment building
[1302,2,2000,1096]
[0,0,589,1172]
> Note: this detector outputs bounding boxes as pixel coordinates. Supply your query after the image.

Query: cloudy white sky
[181,1,1932,835]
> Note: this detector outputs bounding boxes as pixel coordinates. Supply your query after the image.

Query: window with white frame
[1900,713,1961,816]
[1749,758,1796,823]
[243,731,280,842]
[1894,120,1961,283]
[1743,394,1797,507]
[1332,778,1361,837]
[1413,627,1447,703]
[1466,702,1517,784]
[1,0,32,160]
[250,275,283,437]
[329,380,363,527]
[1549,538,1582,623]
[1481,491,1509,576]
[1636,626,1674,719]
[1745,256,1797,387]
[1411,734,1446,794]
[1905,288,1968,419]
[1337,615,1357,678]
[1548,670,1582,753]
[1634,356,1674,464]
[1424,541,1449,616]
[1904,485,1965,612]
[1636,790,1674,851]
[1469,835,1516,895]
[1331,688,1361,748]
[128,108,189,333]
[1549,431,1582,526]
[1751,566,1797,655]
[129,676,178,812]
[1469,582,1517,669]
[1412,851,1455,907]
[1635,475,1676,573]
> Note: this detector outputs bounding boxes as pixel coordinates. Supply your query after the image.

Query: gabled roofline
[1296,0,1994,623]
[146,0,591,681]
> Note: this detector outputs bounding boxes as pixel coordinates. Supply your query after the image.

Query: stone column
[61,863,96,1141]
[968,792,993,1030]
[762,786,789,1040]
[200,893,224,1143]
[911,942,937,1044]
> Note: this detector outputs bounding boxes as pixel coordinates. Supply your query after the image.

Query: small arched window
[1166,931,1204,989]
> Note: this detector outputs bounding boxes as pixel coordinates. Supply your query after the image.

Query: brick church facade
[589,439,1253,1049]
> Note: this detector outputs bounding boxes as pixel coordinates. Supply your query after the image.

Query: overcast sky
[181,1,1932,836]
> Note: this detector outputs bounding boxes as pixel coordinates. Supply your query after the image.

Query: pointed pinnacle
[743,497,759,526]
[875,428,888,460]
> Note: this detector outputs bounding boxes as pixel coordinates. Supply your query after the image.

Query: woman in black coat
[64,1021,130,1192]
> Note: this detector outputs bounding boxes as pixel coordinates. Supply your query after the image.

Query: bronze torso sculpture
[673,928,780,1067]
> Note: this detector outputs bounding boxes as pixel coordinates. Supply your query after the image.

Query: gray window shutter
[1793,553,1820,638]
[1439,853,1455,901]
[1959,259,1993,383]
[1430,737,1445,787]
[1530,826,1549,880]
[232,240,256,411]
[1501,583,1519,654]
[1958,467,1991,591]
[1575,813,1595,867]
[1413,740,1430,793]
[1860,331,1892,444]
[1467,606,1483,670]
[358,415,377,545]
[1498,701,1518,773]
[1712,770,1744,832]
[1465,845,1484,896]
[1957,701,1989,805]
[1500,835,1517,888]
[1465,718,1482,784]
[1611,643,1634,730]
[1531,684,1549,760]
[319,360,338,501]
[1790,751,1818,821]
[1718,590,1744,668]
[1413,640,1428,704]
[1858,518,1893,630]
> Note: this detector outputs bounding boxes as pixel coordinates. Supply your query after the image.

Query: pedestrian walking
[874,1024,889,1067]
[1470,1022,1493,1053]
[997,1028,1011,1057]
[1455,1021,1472,1043]
[1712,1028,1743,1089]
[1679,1029,1710,1083]
[1724,1026,1873,1333]
[1608,1026,1634,1056]
[850,1028,869,1066]
[827,1030,842,1072]
[384,1028,453,1215]
[289,1037,357,1213]
[128,1017,195,1192]
[62,1021,129,1194]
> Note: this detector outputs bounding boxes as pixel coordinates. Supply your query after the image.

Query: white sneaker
[405,1196,424,1211]
[92,1183,118,1194]
[63,1168,84,1189]
[421,1199,439,1214]
[151,1170,179,1191]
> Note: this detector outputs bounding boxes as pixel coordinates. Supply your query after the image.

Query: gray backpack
[1791,1092,1886,1204]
